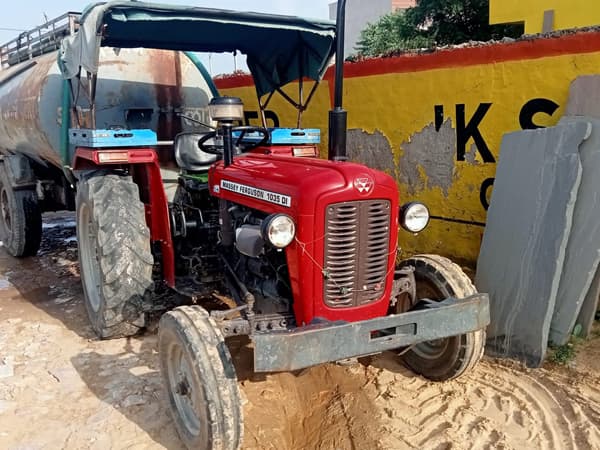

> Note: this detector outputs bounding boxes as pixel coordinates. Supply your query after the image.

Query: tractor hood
[208,154,399,217]
[209,152,400,327]
[58,1,336,98]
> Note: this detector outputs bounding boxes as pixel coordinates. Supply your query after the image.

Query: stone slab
[566,75,600,119]
[542,10,555,33]
[575,266,600,338]
[550,117,600,345]
[475,121,589,367]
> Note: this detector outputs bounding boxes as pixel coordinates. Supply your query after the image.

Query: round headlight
[262,214,296,248]
[400,202,430,233]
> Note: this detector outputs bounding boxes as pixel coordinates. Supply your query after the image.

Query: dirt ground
[1,213,599,450]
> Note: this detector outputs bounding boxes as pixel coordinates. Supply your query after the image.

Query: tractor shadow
[67,333,264,449]
[0,211,97,339]
[70,335,186,449]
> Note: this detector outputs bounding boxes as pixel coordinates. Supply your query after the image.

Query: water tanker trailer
[0,2,490,449]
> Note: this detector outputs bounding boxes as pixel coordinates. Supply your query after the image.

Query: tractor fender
[72,147,176,287]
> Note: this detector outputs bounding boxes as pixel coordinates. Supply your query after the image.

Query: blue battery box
[233,128,321,145]
[69,128,158,148]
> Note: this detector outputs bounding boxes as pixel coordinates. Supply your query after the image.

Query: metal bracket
[390,266,416,308]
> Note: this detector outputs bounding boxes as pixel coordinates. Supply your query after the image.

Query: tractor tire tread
[0,165,42,257]
[159,306,243,450]
[77,173,153,339]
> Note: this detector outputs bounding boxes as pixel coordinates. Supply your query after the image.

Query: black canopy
[59,1,337,97]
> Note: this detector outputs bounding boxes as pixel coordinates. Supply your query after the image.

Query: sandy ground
[0,213,599,450]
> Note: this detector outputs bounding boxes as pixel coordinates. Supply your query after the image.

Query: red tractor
[1,1,489,449]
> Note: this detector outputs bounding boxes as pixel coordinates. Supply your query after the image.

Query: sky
[0,0,333,74]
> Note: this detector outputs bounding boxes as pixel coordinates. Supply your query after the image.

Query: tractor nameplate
[221,180,291,208]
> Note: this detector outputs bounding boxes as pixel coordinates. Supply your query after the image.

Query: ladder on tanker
[0,12,80,70]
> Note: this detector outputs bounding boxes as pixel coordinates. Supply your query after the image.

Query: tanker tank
[0,47,217,171]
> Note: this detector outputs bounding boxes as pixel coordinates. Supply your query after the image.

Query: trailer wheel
[396,255,485,381]
[76,172,153,339]
[159,306,243,450]
[0,168,42,257]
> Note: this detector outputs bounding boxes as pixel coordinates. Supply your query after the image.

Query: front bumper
[253,294,489,372]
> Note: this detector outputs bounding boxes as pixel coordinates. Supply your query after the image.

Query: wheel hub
[168,346,201,437]
[412,338,450,359]
[175,378,191,397]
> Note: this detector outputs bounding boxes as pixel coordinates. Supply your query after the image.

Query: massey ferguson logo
[353,175,374,194]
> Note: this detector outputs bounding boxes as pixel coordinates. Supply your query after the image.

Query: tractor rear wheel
[159,306,243,450]
[0,165,42,257]
[76,172,153,339]
[396,255,485,381]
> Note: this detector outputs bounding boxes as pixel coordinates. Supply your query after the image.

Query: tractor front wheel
[396,255,486,381]
[159,306,243,450]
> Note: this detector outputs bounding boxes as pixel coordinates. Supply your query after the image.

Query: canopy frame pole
[68,68,98,129]
[257,79,321,129]
[68,77,80,128]
[259,91,275,128]
[275,87,301,110]
[297,50,304,129]
[89,72,97,129]
[303,81,320,109]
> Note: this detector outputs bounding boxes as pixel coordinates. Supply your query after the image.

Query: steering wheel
[233,126,270,150]
[197,126,270,155]
[196,131,221,155]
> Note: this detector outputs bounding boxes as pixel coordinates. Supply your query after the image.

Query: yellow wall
[490,0,600,34]
[217,32,600,265]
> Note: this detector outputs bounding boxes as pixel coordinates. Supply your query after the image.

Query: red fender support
[73,147,176,287]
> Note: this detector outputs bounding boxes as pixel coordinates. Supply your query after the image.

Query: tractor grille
[323,200,391,308]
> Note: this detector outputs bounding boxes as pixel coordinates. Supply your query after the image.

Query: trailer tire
[76,172,153,339]
[397,255,485,381]
[159,306,243,450]
[0,167,42,257]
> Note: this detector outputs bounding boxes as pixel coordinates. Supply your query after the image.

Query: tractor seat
[174,132,218,172]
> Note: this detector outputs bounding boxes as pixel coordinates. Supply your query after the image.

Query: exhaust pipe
[328,0,348,162]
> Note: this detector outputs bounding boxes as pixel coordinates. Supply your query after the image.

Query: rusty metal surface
[147,51,184,165]
[0,53,60,165]
[150,51,183,140]
[253,293,490,372]
[0,48,214,170]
